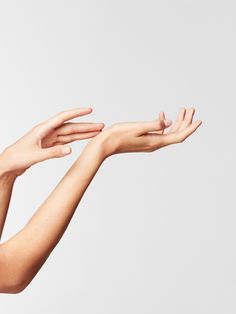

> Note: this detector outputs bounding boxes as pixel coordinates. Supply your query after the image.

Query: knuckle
[51,115,64,126]
[58,110,67,116]
[32,123,46,135]
[177,135,185,143]
[49,111,66,123]
[31,124,41,133]
[57,135,67,143]
[31,124,40,131]
[71,126,79,133]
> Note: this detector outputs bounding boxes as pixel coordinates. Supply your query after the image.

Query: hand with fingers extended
[0,108,105,176]
[89,107,202,158]
[0,107,202,294]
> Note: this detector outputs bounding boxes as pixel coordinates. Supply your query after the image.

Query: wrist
[0,152,18,181]
[0,167,17,183]
[86,129,115,160]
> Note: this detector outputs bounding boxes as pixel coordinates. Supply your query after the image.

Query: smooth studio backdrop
[0,1,235,313]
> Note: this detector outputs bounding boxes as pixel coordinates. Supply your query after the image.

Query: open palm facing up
[91,107,202,158]
[0,108,105,176]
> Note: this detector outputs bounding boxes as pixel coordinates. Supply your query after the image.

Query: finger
[159,112,165,120]
[158,111,166,134]
[56,122,105,135]
[35,145,72,163]
[137,118,172,135]
[163,120,202,146]
[177,119,202,142]
[169,107,186,133]
[178,107,195,131]
[38,108,93,136]
[55,130,103,144]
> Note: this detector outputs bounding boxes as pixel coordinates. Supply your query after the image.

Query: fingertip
[190,107,195,112]
[159,111,166,120]
[164,119,172,127]
[68,107,93,112]
[178,107,186,118]
[79,107,93,113]
[196,119,202,125]
[94,122,105,130]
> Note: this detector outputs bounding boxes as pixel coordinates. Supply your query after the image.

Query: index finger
[40,107,93,136]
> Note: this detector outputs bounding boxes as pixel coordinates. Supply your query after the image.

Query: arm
[0,141,105,293]
[0,172,17,239]
[0,107,202,294]
[0,108,104,237]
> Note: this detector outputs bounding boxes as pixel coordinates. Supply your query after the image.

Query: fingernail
[164,119,172,126]
[61,146,71,155]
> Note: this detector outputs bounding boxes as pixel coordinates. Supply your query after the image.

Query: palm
[2,108,105,176]
[99,107,202,156]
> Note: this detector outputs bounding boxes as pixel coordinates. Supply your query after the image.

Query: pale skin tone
[0,107,202,294]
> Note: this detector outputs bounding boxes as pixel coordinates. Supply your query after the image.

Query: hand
[92,107,202,158]
[0,108,105,176]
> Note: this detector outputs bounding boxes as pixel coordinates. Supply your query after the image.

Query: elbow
[1,286,25,295]
[0,261,29,294]
[0,245,30,294]
[6,282,27,294]
[0,277,28,294]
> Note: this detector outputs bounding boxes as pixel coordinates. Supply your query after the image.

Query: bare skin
[0,107,105,238]
[0,107,202,294]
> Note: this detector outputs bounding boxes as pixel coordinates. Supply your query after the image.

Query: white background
[0,0,235,313]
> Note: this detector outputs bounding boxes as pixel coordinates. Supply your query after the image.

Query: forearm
[0,139,106,293]
[0,169,17,240]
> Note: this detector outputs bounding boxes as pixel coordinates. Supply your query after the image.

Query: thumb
[37,145,72,162]
[139,119,172,134]
[161,119,173,129]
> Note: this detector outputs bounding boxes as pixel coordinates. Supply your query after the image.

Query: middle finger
[56,122,105,135]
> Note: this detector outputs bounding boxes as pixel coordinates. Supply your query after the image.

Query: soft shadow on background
[0,1,235,313]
